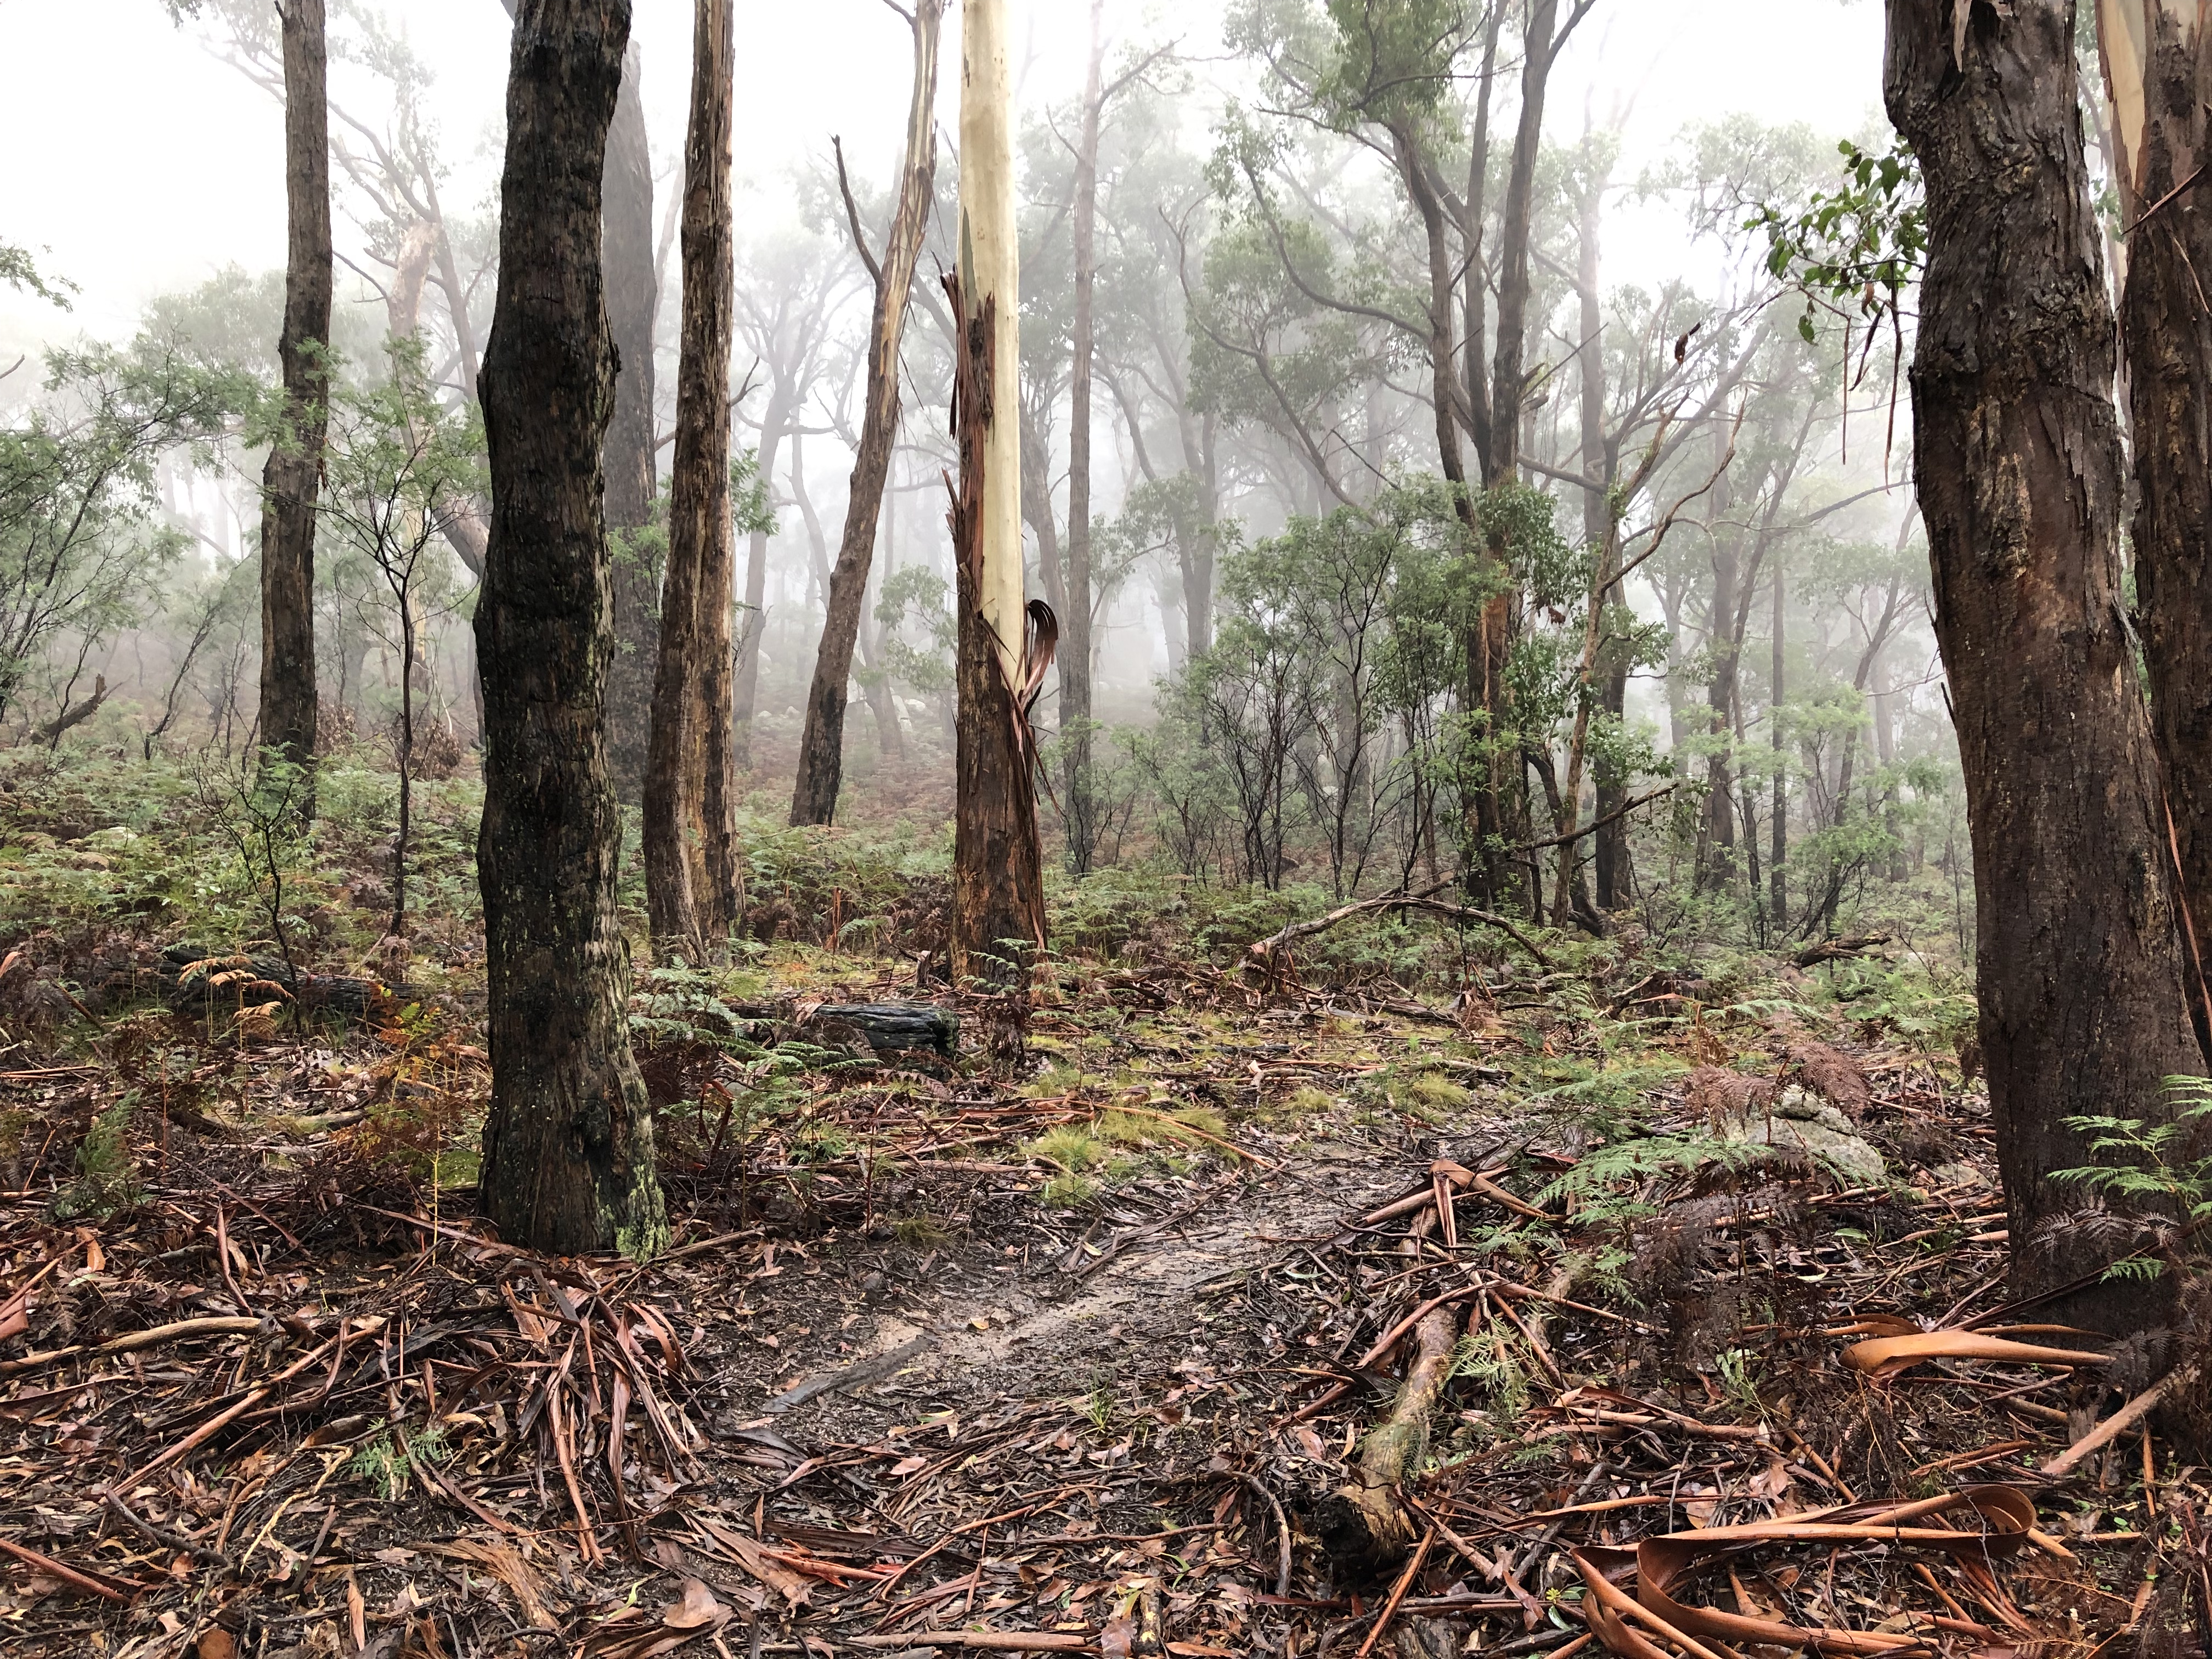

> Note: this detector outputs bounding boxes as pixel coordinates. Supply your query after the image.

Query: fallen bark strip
[1248,882,1555,973]
[767,1331,936,1414]
[0,1534,138,1601]
[847,1637,1094,1652]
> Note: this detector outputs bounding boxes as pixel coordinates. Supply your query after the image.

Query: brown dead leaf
[192,1632,236,1659]
[424,1539,556,1630]
[1787,1039,1871,1122]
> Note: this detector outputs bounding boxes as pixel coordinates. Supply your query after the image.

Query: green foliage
[0,341,253,729]
[57,1098,140,1220]
[1750,139,1926,345]
[2053,1077,2212,1280]
[0,239,74,309]
[195,749,316,974]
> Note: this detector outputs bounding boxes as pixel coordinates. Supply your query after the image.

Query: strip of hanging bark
[1247,881,1554,979]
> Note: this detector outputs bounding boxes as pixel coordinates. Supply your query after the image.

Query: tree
[1886,0,2202,1322]
[2096,5,2212,1002]
[257,0,333,798]
[602,38,662,797]
[1060,0,1109,874]
[319,341,483,940]
[951,0,1050,1017]
[789,0,945,828]
[645,0,740,962]
[0,345,241,733]
[475,0,666,1260]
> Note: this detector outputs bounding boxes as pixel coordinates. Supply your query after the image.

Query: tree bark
[602,39,660,799]
[2098,3,2212,1023]
[1887,0,2201,1319]
[789,0,943,827]
[1060,0,1107,874]
[475,0,666,1260]
[951,0,1048,1011]
[257,0,331,790]
[645,0,738,956]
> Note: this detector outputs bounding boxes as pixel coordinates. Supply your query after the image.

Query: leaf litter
[0,949,2202,1659]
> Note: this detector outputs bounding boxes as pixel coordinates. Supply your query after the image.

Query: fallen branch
[1793,932,1892,969]
[0,1314,270,1376]
[1513,785,1678,855]
[1248,882,1554,974]
[33,675,109,746]
[2042,1365,2192,1479]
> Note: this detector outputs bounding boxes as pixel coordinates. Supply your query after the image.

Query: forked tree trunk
[2098,2,2212,1021]
[476,0,666,1260]
[789,0,944,826]
[951,0,1048,1012]
[645,0,740,957]
[602,40,660,800]
[258,0,331,792]
[1887,0,2200,1324]
[1060,0,1106,873]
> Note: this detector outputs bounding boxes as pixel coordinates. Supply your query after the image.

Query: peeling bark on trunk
[475,0,666,1260]
[2098,2,2212,1025]
[258,0,331,791]
[1887,0,2200,1324]
[645,0,738,957]
[790,0,943,827]
[951,0,1048,1020]
[602,40,660,799]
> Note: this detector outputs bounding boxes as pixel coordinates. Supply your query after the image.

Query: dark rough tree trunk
[258,0,331,790]
[602,40,660,800]
[645,0,739,957]
[2099,4,2212,1014]
[1060,0,1107,873]
[1888,0,2201,1325]
[789,0,943,827]
[475,0,666,1259]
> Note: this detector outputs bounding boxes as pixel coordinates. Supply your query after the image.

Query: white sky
[0,0,1886,353]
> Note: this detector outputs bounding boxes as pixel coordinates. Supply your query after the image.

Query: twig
[101,1492,236,1570]
[1242,1474,1293,1598]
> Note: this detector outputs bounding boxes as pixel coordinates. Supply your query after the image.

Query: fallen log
[1316,1206,1466,1575]
[794,1001,958,1062]
[1792,932,1891,969]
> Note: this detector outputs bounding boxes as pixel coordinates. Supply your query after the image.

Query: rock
[1725,1085,1886,1186]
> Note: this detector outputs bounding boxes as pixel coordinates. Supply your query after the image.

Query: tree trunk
[602,38,660,800]
[475,0,666,1260]
[1770,563,1787,932]
[257,0,331,791]
[951,0,1047,1011]
[730,393,788,773]
[2098,3,2212,1009]
[790,0,943,826]
[1061,0,1106,874]
[1700,491,1740,888]
[1887,0,2200,1322]
[645,0,738,957]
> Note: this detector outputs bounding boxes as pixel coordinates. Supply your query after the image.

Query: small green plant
[57,1099,140,1219]
[2053,1076,2212,1280]
[1026,1124,1103,1173]
[1451,1328,1532,1428]
[348,1424,448,1501]
[894,1212,950,1249]
[1714,1347,1764,1415]
[1082,1374,1118,1435]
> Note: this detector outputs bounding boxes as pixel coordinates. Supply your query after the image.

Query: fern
[2050,1076,2212,1279]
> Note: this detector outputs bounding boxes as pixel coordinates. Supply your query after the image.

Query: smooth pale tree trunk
[730,387,791,771]
[1061,0,1106,872]
[1888,0,2201,1327]
[603,40,661,799]
[790,0,943,826]
[475,0,665,1259]
[1769,564,1787,932]
[951,0,1048,1015]
[645,0,738,958]
[2098,3,2212,1022]
[258,0,331,791]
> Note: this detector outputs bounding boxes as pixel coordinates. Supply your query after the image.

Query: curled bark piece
[1315,1298,1463,1576]
[1838,1324,2108,1379]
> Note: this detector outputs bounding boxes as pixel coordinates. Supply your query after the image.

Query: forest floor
[0,800,2201,1657]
